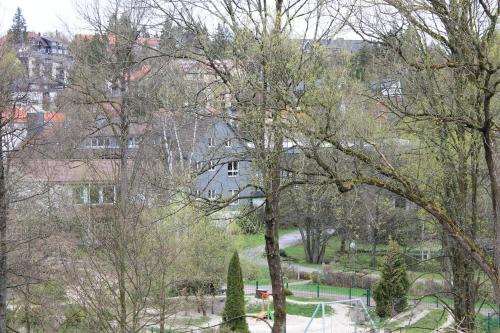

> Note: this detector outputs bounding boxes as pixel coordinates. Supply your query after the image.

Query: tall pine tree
[373,240,409,318]
[222,251,249,333]
[8,7,27,44]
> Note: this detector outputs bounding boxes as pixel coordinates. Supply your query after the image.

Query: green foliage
[222,251,249,333]
[373,240,409,318]
[283,287,293,296]
[235,207,261,234]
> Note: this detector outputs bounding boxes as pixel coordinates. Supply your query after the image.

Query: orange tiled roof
[44,112,65,123]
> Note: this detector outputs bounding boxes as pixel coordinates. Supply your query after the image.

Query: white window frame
[225,139,232,147]
[208,189,217,200]
[73,185,115,205]
[128,136,141,148]
[228,161,239,177]
[208,137,215,147]
[209,160,216,171]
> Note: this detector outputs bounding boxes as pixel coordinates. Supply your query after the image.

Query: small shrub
[311,272,320,284]
[279,249,288,258]
[284,288,293,296]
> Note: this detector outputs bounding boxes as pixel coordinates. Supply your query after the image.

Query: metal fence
[245,280,498,314]
[245,281,373,307]
[478,313,500,333]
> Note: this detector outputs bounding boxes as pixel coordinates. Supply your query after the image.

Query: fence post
[487,313,491,333]
[435,296,439,308]
[256,280,258,290]
[316,283,320,298]
[366,288,371,306]
[286,282,289,289]
[349,287,352,300]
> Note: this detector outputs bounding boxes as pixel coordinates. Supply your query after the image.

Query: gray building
[192,118,253,209]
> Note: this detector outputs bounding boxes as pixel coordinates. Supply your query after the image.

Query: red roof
[44,112,65,123]
[1,107,65,124]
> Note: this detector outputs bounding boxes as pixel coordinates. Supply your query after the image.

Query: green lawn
[477,314,500,333]
[287,295,336,303]
[283,236,443,277]
[246,301,324,317]
[234,228,297,250]
[288,282,367,298]
[404,309,448,333]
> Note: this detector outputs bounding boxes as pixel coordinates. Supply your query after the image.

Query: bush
[373,240,409,318]
[311,272,320,284]
[284,288,293,296]
[279,249,288,258]
[321,266,378,289]
[235,208,261,234]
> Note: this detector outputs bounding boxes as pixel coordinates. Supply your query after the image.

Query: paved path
[241,231,321,273]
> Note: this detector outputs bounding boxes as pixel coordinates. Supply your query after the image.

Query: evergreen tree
[222,251,249,333]
[373,240,409,318]
[8,7,27,44]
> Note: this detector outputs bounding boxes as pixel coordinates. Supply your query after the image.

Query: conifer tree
[373,240,409,318]
[222,251,249,333]
[8,7,27,44]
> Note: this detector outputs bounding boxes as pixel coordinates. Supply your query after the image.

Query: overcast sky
[0,0,83,35]
[0,0,359,39]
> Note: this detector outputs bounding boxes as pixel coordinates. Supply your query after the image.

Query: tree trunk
[340,237,346,254]
[482,125,500,307]
[0,134,7,333]
[265,189,285,333]
[451,246,477,332]
[370,226,377,268]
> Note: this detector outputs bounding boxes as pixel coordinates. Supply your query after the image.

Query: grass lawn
[287,295,336,303]
[477,314,500,333]
[404,309,448,333]
[234,228,297,250]
[246,301,323,317]
[288,282,367,298]
[283,236,443,278]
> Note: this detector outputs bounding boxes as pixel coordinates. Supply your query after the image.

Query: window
[208,189,217,200]
[89,185,100,204]
[228,161,239,177]
[89,137,114,149]
[208,137,215,147]
[209,160,216,171]
[128,136,141,148]
[72,185,88,204]
[225,139,232,147]
[102,186,115,204]
[194,189,202,197]
[195,161,203,170]
[229,189,239,206]
[72,185,115,205]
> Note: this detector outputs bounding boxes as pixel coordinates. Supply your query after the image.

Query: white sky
[0,0,359,39]
[0,0,83,36]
